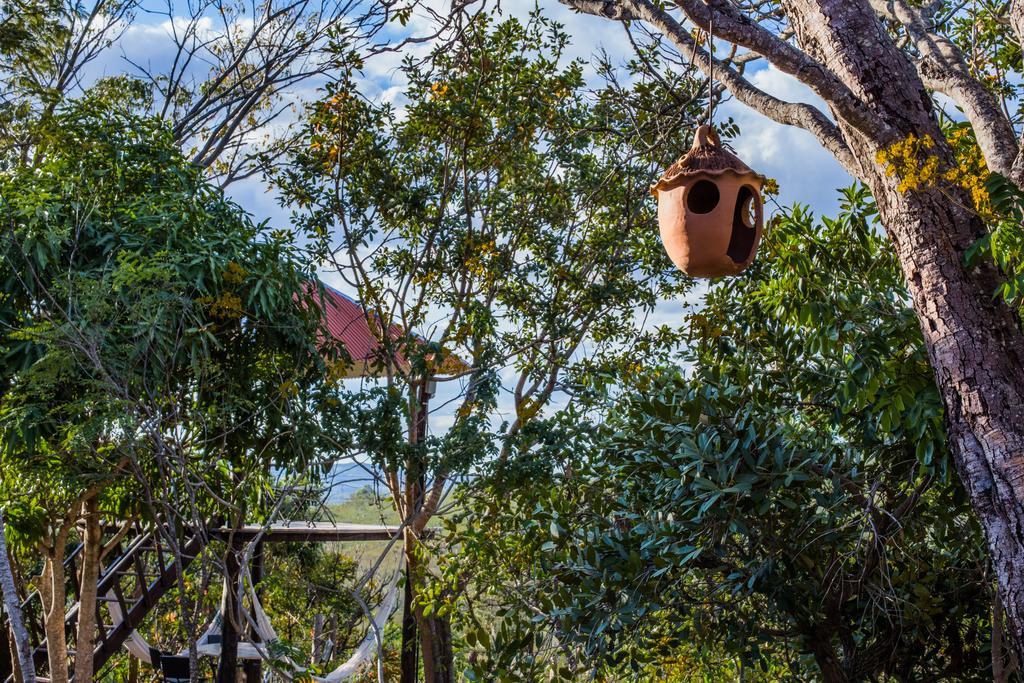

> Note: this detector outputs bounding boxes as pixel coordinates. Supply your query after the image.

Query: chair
[158,654,191,682]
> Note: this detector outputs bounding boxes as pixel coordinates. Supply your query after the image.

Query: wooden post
[242,542,263,682]
[216,539,241,683]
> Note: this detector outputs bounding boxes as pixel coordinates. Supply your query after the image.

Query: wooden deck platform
[210,522,417,542]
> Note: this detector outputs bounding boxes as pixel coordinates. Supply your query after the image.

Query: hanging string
[707,8,715,128]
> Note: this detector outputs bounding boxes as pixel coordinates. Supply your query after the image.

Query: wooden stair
[2,522,207,682]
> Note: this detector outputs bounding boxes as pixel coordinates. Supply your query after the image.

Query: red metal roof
[311,281,468,378]
[321,283,383,362]
[308,281,393,377]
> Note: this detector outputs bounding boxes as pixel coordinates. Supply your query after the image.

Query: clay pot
[651,125,765,278]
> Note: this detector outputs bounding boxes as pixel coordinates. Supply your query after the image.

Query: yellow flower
[222,261,248,286]
[878,129,992,216]
[208,292,244,319]
[877,134,944,193]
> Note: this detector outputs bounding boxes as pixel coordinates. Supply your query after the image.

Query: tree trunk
[0,511,35,683]
[5,627,22,683]
[422,615,452,683]
[993,594,1020,683]
[407,539,453,683]
[808,635,849,683]
[312,614,324,662]
[38,549,68,683]
[404,379,452,683]
[416,611,439,683]
[72,499,101,682]
[242,541,262,683]
[328,614,338,659]
[774,0,1024,661]
[216,540,241,683]
[883,184,1024,661]
[404,534,433,683]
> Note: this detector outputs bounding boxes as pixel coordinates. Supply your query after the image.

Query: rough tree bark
[555,0,1024,668]
[72,498,101,682]
[779,2,1024,663]
[0,510,35,683]
[38,544,69,683]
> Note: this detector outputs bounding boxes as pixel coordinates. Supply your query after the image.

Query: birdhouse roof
[651,125,764,194]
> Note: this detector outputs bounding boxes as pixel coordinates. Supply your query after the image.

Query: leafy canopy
[0,96,351,545]
[446,188,990,682]
[278,11,697,494]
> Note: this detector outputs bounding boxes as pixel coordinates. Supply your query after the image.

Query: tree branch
[677,0,896,144]
[870,0,1019,180]
[1006,0,1024,184]
[560,0,857,171]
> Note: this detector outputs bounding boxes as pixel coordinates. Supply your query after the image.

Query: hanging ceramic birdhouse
[651,125,765,278]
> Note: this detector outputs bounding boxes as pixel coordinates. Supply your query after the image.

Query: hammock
[106,550,404,682]
[312,566,401,683]
[106,575,278,665]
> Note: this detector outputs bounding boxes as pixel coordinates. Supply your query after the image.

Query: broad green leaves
[0,99,351,544]
[975,172,1024,307]
[447,188,991,680]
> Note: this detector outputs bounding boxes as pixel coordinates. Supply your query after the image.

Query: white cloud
[719,64,853,215]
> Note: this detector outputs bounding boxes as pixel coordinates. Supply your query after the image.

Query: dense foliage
[0,96,347,535]
[446,188,993,681]
[2,2,1018,680]
[277,13,703,677]
[0,97,357,680]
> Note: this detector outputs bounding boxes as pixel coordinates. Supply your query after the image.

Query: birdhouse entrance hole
[727,185,760,264]
[686,180,720,214]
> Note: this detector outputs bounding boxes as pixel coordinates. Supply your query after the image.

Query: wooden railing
[2,520,405,681]
[2,522,208,683]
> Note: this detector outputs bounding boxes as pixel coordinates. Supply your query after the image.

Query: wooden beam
[209,522,425,543]
[90,531,206,676]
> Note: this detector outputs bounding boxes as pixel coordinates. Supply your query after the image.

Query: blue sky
[231,3,855,342]
[94,0,842,214]
[105,1,853,224]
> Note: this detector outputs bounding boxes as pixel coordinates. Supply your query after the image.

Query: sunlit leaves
[974,172,1024,308]
[446,188,991,680]
[0,99,352,542]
